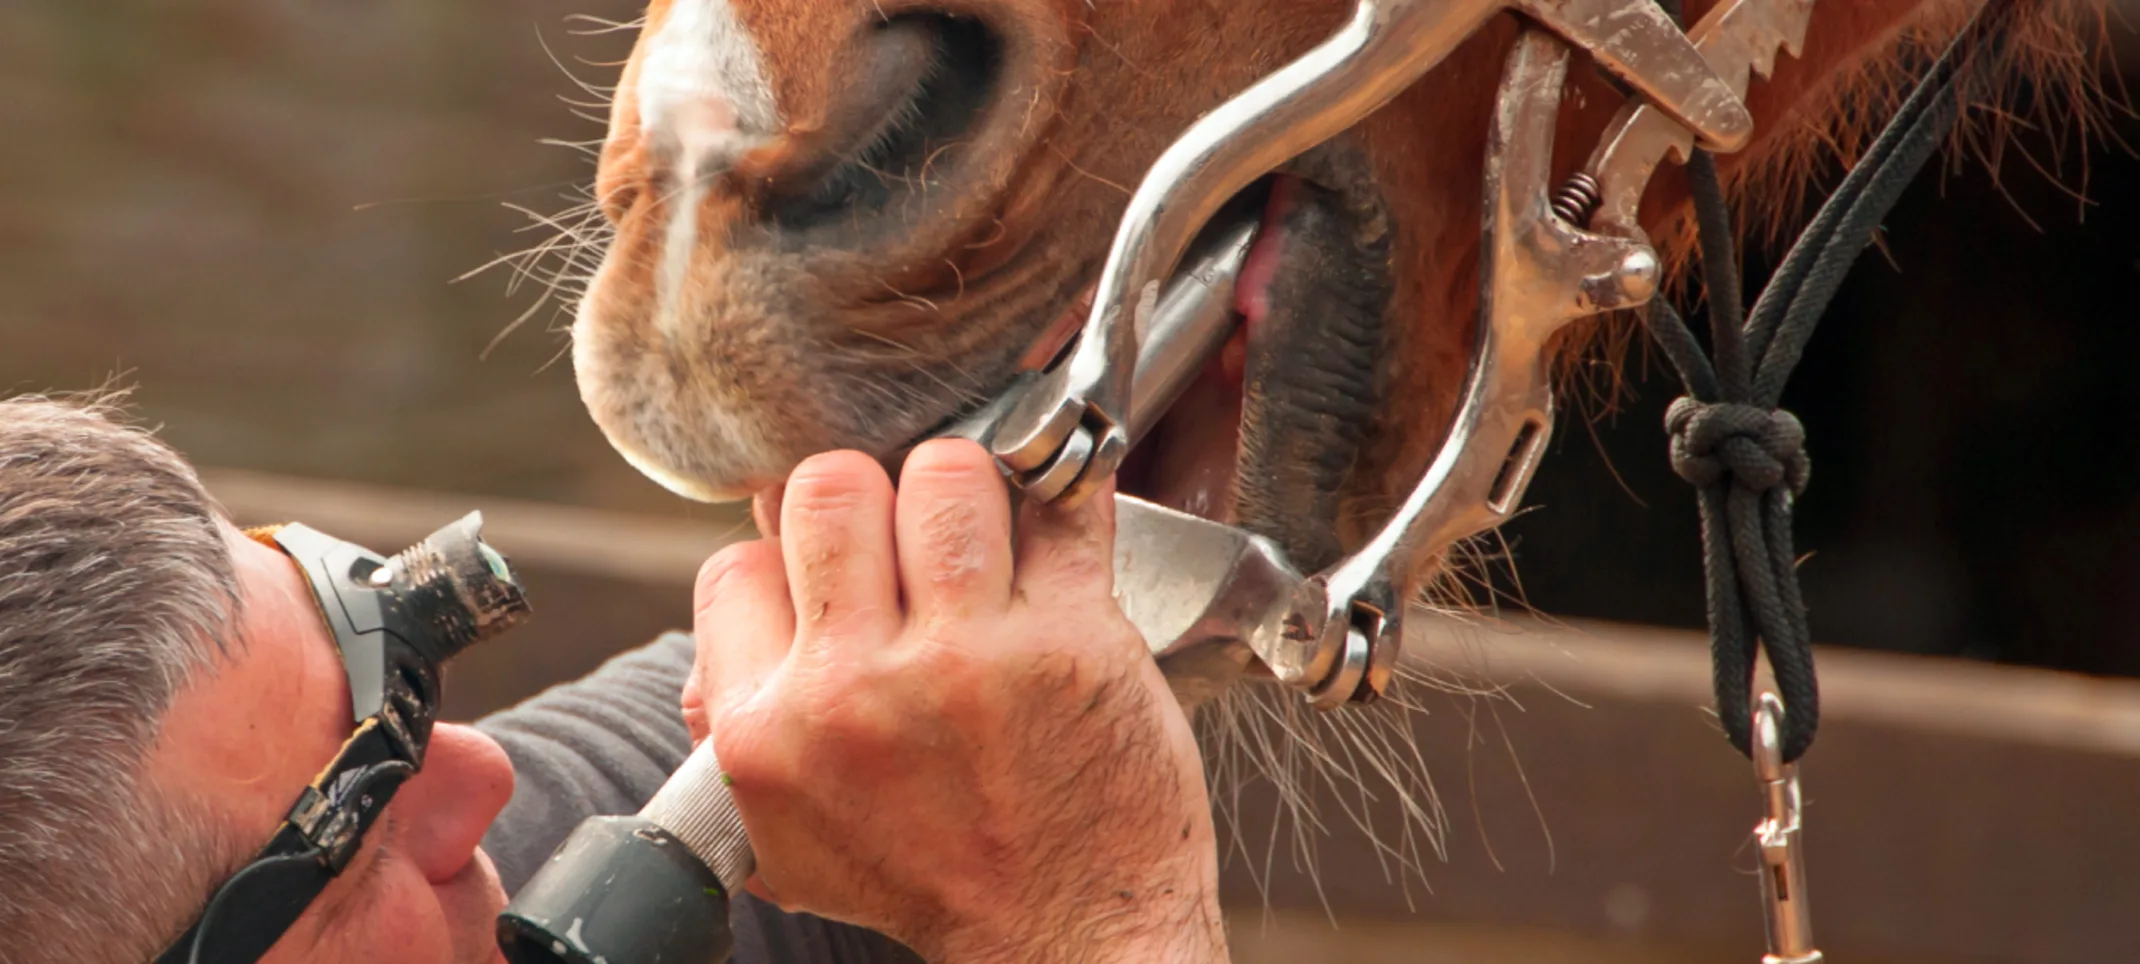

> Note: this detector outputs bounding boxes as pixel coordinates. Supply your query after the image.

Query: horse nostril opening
[763,14,1004,233]
[599,179,642,227]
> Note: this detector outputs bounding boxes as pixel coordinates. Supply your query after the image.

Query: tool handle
[498,742,755,964]
[642,741,758,893]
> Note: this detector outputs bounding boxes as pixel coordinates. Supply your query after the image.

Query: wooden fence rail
[206,467,2140,963]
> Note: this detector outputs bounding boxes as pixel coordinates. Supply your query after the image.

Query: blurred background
[4,1,2139,961]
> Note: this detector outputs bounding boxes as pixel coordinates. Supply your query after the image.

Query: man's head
[0,394,514,964]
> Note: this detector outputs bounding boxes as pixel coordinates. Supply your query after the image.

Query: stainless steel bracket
[1261,29,1662,707]
[985,0,1754,508]
[1113,495,1305,709]
[926,215,1258,459]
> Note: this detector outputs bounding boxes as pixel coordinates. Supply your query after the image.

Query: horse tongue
[1235,175,1301,330]
[1232,178,1393,572]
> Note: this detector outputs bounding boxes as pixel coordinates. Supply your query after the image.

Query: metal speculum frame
[948,0,1820,709]
[988,0,1755,509]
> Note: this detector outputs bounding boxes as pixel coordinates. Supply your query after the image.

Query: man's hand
[679,440,1226,962]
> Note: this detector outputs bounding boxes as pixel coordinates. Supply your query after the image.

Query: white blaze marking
[636,0,781,340]
[658,178,707,340]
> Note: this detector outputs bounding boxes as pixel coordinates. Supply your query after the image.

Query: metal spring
[1551,172,1603,226]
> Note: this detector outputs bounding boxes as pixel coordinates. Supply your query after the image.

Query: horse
[535,0,2108,929]
[562,0,2099,566]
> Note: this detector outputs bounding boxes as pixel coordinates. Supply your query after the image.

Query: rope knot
[1665,398,1810,494]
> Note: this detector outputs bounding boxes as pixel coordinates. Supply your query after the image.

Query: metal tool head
[1112,496,1306,708]
[1269,28,1662,710]
[1585,0,1821,238]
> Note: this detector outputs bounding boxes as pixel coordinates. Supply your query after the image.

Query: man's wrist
[1066,887,1228,964]
[935,867,1228,964]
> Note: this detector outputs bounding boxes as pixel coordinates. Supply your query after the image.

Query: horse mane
[1678,0,2120,287]
[1558,0,2120,418]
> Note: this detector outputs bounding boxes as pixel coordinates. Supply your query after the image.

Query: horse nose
[611,7,1005,253]
[624,15,990,236]
[652,97,755,174]
[632,1,781,184]
[755,16,1003,234]
[629,12,982,212]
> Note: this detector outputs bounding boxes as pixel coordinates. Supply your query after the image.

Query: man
[0,392,1228,963]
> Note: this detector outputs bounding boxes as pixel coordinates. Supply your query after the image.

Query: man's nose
[393,723,516,885]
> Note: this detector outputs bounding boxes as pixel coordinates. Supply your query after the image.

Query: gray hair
[0,392,250,963]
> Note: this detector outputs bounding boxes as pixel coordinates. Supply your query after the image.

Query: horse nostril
[624,0,787,224]
[761,14,1003,233]
[597,163,643,227]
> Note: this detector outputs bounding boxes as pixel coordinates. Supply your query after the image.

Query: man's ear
[241,523,290,548]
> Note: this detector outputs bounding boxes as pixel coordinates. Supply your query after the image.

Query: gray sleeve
[474,630,699,891]
[474,631,922,964]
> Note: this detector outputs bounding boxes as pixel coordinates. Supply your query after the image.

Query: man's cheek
[347,858,462,964]
[444,851,512,964]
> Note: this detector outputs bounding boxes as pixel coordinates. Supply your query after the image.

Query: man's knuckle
[712,718,801,793]
[799,595,891,639]
[917,501,990,581]
[786,453,886,514]
[694,543,768,609]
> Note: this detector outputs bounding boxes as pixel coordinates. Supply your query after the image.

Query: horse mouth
[1105,182,1275,525]
[935,154,1394,553]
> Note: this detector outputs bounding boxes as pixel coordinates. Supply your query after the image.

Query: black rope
[1640,0,2021,761]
